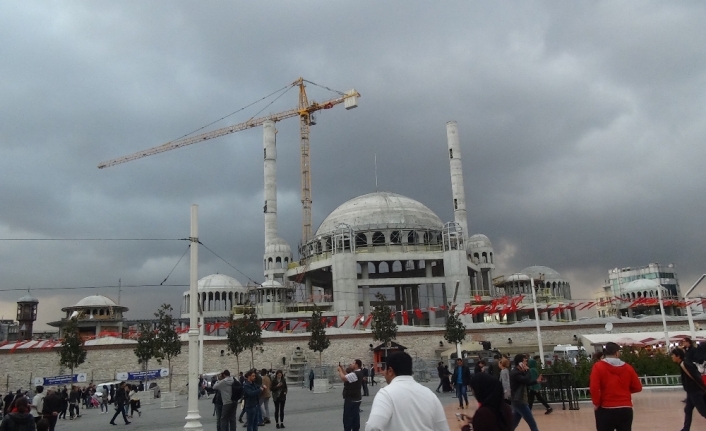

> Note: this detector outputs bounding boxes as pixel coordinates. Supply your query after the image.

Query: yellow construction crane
[98,78,360,243]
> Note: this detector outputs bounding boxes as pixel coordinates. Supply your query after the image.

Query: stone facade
[0,320,691,391]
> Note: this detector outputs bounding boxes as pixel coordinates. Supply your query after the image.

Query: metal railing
[573,375,682,401]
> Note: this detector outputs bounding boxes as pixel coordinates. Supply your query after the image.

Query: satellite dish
[605,322,613,332]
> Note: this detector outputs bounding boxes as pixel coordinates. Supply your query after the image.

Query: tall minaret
[263,120,278,245]
[446,121,469,238]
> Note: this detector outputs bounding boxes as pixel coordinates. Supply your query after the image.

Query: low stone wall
[0,320,688,392]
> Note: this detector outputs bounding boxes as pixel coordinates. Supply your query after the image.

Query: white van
[553,345,585,365]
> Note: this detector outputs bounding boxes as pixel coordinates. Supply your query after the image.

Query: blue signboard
[115,368,168,381]
[33,373,87,386]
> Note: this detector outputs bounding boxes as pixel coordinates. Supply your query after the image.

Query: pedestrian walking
[369,364,377,386]
[128,386,140,418]
[68,386,80,420]
[243,370,263,431]
[365,352,449,431]
[589,342,642,431]
[451,358,471,409]
[671,347,706,431]
[510,354,544,431]
[30,386,45,424]
[212,387,223,431]
[361,366,370,397]
[108,383,130,426]
[260,369,272,425]
[100,386,109,413]
[489,354,502,380]
[308,369,315,391]
[499,358,511,403]
[338,359,364,431]
[528,357,552,414]
[40,388,60,431]
[271,370,287,429]
[435,362,445,393]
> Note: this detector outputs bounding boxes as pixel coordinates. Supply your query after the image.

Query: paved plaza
[48,382,705,431]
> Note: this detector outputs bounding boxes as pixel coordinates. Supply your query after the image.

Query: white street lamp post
[185,205,202,431]
[530,277,544,364]
[684,275,706,338]
[657,285,670,350]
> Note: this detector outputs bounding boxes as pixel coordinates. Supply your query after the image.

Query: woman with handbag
[270,370,287,429]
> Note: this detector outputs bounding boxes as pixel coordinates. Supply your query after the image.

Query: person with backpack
[213,370,242,431]
[0,397,36,431]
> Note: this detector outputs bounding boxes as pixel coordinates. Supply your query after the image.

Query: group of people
[210,368,288,431]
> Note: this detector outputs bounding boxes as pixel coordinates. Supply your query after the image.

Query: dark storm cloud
[1,0,705,325]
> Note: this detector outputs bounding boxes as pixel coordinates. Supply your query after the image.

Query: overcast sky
[1,1,705,329]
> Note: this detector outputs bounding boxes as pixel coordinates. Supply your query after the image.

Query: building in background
[492,266,575,322]
[48,295,128,338]
[16,293,38,340]
[0,319,19,342]
[596,263,682,318]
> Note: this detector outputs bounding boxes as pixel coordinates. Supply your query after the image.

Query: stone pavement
[49,382,705,431]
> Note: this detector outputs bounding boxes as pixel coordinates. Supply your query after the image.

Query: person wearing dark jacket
[213,370,241,431]
[468,372,512,431]
[489,355,502,380]
[68,386,80,420]
[108,383,130,426]
[528,357,552,414]
[672,347,706,431]
[243,371,263,431]
[271,370,287,429]
[41,389,61,431]
[57,388,68,420]
[0,397,36,431]
[451,358,472,409]
[435,362,445,393]
[510,354,542,431]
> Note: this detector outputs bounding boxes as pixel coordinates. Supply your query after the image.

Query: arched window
[284,257,289,265]
[408,231,418,244]
[390,231,401,244]
[379,262,390,273]
[489,252,493,263]
[355,233,367,248]
[372,231,385,245]
[267,257,273,269]
[392,261,402,272]
[276,256,282,268]
[482,252,488,263]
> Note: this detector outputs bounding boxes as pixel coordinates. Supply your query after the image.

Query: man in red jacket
[589,342,642,431]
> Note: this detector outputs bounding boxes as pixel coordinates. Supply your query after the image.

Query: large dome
[316,192,443,235]
[198,274,247,293]
[621,279,665,294]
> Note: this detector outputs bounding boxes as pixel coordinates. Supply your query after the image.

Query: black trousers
[362,379,369,396]
[594,407,633,431]
[110,404,129,424]
[273,399,285,423]
[69,403,79,418]
[343,399,361,431]
[528,390,550,410]
[683,391,706,431]
[44,415,58,431]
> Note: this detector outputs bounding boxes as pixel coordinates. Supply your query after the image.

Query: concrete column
[362,263,370,317]
[446,121,469,238]
[426,261,436,326]
[305,277,313,301]
[263,120,278,246]
[331,253,358,327]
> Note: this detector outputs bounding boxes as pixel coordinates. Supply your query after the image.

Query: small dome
[316,192,443,235]
[622,279,666,293]
[74,295,117,307]
[198,274,247,293]
[521,266,562,280]
[17,294,38,303]
[467,234,493,249]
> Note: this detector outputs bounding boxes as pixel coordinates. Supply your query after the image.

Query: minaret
[446,121,469,238]
[263,119,278,246]
[17,293,38,341]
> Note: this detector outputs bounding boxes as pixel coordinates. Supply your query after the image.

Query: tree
[154,304,181,391]
[58,317,87,377]
[226,313,246,374]
[134,322,159,379]
[371,292,397,363]
[307,305,330,377]
[444,307,466,350]
[239,305,263,368]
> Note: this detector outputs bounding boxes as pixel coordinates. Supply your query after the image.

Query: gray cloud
[1,0,706,327]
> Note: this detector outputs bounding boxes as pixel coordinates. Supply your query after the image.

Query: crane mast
[98,78,359,246]
[298,80,313,243]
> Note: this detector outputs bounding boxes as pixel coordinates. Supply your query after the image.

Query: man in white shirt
[31,385,45,422]
[365,352,450,431]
